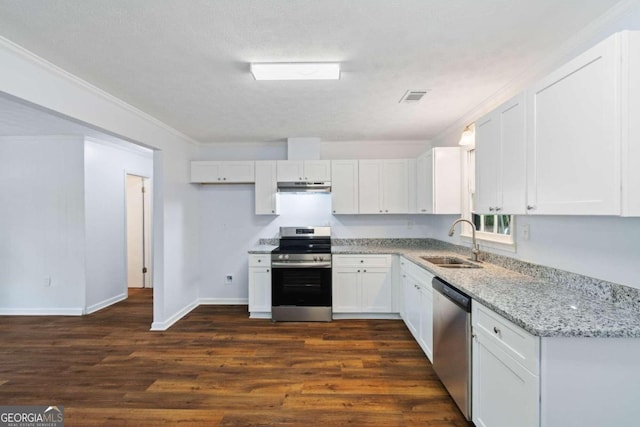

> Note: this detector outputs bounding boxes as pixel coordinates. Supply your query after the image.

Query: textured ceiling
[0,0,626,143]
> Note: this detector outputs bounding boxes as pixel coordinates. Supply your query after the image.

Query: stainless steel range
[271,226,332,322]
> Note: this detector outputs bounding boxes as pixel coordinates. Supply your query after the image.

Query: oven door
[271,265,332,307]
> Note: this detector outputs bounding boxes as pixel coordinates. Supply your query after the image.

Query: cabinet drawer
[333,254,392,268]
[472,301,539,374]
[249,254,271,267]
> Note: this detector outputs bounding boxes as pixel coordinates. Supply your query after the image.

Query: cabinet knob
[333,210,336,213]
[385,209,389,213]
[496,207,502,212]
[223,177,227,181]
[357,269,361,273]
[360,260,364,263]
[257,259,261,262]
[379,210,383,213]
[421,209,426,212]
[218,177,221,181]
[271,210,275,213]
[266,269,269,272]
[363,269,367,273]
[527,205,536,211]
[493,326,501,335]
[489,207,495,212]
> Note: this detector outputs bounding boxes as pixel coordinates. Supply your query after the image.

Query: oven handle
[271,261,332,269]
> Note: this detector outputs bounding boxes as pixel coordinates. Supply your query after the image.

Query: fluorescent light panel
[251,62,340,80]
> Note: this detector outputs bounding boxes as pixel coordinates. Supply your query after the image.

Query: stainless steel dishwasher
[432,276,472,421]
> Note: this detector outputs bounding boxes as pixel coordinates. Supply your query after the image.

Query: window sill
[460,232,516,254]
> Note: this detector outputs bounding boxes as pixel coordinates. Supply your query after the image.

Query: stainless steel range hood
[277,181,331,193]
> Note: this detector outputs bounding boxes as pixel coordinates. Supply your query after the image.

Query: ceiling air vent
[399,90,428,103]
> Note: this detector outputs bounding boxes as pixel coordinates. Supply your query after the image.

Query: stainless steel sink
[420,256,482,269]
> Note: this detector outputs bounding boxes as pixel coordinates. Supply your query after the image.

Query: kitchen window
[461,147,515,250]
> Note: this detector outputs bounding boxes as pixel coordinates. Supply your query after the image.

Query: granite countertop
[250,240,640,338]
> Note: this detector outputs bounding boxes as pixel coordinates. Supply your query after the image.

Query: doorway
[126,174,152,288]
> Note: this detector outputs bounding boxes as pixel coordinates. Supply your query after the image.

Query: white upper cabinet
[475,94,526,215]
[359,159,410,214]
[331,160,359,214]
[622,31,640,217]
[254,161,279,215]
[190,161,255,183]
[416,147,461,214]
[526,35,620,215]
[276,160,331,182]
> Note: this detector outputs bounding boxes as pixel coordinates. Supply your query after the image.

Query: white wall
[0,136,86,314]
[431,4,640,290]
[0,37,201,329]
[84,138,153,313]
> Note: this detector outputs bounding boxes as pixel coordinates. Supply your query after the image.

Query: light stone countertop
[250,240,640,338]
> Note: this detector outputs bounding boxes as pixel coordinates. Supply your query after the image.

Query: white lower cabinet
[248,255,271,317]
[472,301,539,427]
[332,255,393,314]
[400,257,434,361]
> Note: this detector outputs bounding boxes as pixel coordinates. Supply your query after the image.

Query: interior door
[126,174,152,288]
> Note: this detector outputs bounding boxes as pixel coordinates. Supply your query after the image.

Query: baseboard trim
[198,298,248,305]
[85,292,127,314]
[150,298,199,331]
[0,307,84,316]
[332,313,401,320]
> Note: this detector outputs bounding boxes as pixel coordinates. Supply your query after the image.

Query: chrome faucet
[448,218,481,262]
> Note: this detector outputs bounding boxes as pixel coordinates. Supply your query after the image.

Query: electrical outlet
[225,274,233,284]
[522,224,530,241]
[43,276,51,287]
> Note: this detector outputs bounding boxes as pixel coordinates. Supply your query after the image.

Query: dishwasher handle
[432,277,471,312]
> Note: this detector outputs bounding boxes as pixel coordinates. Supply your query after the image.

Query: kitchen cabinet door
[418,284,433,362]
[474,112,500,213]
[360,267,392,313]
[255,161,279,215]
[473,329,539,427]
[417,148,462,214]
[333,255,393,314]
[331,160,359,214]
[526,35,620,215]
[358,160,383,214]
[382,159,409,213]
[332,267,361,313]
[276,160,304,182]
[190,161,255,183]
[248,267,271,313]
[402,275,420,338]
[276,160,331,182]
[358,159,409,214]
[248,255,272,317]
[303,160,331,181]
[622,31,640,217]
[476,94,526,215]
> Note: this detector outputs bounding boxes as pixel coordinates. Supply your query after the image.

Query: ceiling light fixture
[459,124,476,146]
[250,62,340,81]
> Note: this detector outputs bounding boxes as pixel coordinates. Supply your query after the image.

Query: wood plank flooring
[0,289,472,426]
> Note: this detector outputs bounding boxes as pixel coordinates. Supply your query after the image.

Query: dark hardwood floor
[0,289,472,426]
